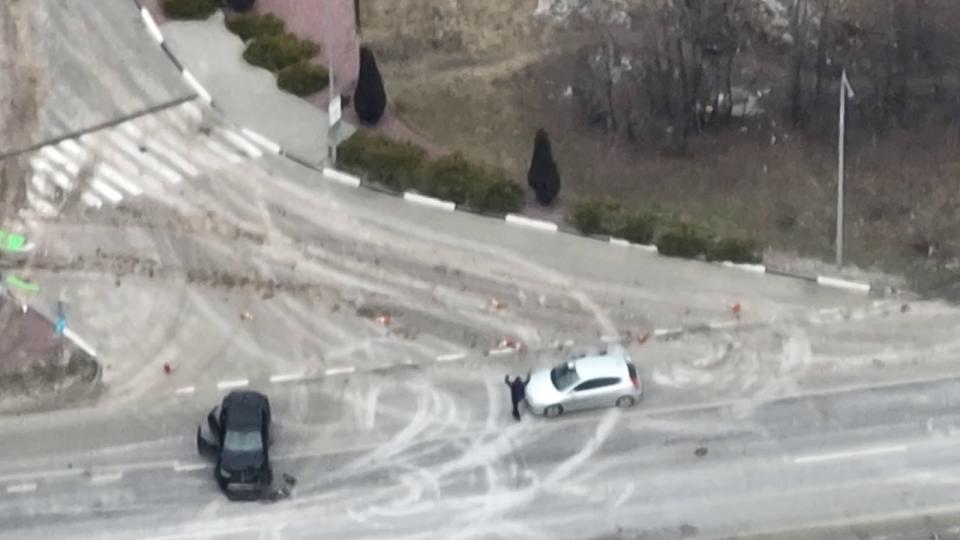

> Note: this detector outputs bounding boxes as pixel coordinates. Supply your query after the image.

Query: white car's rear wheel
[615,396,636,408]
[544,404,564,417]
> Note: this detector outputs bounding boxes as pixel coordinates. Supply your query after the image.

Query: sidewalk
[159,11,355,166]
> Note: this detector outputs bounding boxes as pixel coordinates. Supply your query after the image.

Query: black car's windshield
[223,430,263,453]
[550,363,579,391]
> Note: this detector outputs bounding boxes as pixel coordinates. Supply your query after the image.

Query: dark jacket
[505,374,531,402]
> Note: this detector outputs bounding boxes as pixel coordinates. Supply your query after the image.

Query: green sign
[0,230,27,252]
[5,274,39,293]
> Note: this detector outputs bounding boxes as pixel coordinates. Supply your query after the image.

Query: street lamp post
[835,69,855,267]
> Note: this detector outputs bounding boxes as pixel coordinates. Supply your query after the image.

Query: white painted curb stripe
[140,7,164,44]
[62,328,97,357]
[241,128,282,155]
[792,445,906,464]
[609,238,631,247]
[721,261,767,273]
[270,373,305,383]
[174,386,195,395]
[505,214,559,232]
[325,366,355,375]
[635,244,658,253]
[436,352,466,362]
[173,462,207,473]
[181,70,213,104]
[90,471,123,484]
[403,192,456,211]
[6,483,37,494]
[488,347,517,357]
[816,275,871,294]
[216,379,249,390]
[322,168,361,188]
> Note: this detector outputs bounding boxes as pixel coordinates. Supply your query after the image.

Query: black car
[197,390,273,500]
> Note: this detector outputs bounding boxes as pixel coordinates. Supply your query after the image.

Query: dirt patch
[361,3,960,293]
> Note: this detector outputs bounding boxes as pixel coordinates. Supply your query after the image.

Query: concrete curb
[129,1,877,297]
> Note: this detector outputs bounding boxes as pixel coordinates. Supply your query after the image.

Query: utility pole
[325,9,342,166]
[835,69,855,267]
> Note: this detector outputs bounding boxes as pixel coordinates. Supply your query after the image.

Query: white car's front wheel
[544,404,564,417]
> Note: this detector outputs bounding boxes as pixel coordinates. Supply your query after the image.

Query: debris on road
[374,314,392,326]
[489,298,507,310]
[240,310,253,321]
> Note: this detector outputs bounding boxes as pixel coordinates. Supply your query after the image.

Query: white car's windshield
[224,430,262,453]
[550,363,579,391]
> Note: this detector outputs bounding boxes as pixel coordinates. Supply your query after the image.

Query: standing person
[504,371,531,421]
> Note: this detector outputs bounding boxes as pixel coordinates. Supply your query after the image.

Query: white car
[526,349,642,417]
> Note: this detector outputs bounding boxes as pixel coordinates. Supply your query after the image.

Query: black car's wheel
[615,396,636,408]
[544,404,564,417]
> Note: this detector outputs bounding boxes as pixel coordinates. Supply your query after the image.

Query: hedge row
[226,13,286,42]
[339,133,525,215]
[162,0,219,19]
[277,63,330,96]
[243,33,319,72]
[571,198,762,263]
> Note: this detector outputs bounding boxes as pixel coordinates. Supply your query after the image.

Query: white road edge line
[653,327,684,337]
[270,373,305,383]
[436,352,467,362]
[403,191,456,211]
[325,366,356,375]
[90,471,123,484]
[721,261,767,273]
[173,462,207,473]
[6,482,37,494]
[140,7,165,44]
[792,445,907,464]
[488,347,517,357]
[181,70,213,104]
[216,379,249,390]
[504,214,559,233]
[174,386,196,395]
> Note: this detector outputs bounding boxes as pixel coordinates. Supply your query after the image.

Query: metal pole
[836,69,846,267]
[325,9,337,166]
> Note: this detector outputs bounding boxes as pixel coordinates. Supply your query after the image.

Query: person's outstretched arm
[504,375,510,386]
[524,371,531,385]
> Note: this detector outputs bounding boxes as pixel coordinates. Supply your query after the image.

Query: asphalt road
[3,1,960,538]
[5,364,960,539]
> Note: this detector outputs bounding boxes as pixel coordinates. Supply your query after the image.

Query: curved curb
[131,3,877,297]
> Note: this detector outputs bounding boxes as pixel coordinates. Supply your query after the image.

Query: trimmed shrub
[243,33,319,72]
[225,0,256,11]
[226,13,286,42]
[338,133,426,191]
[657,224,712,259]
[162,0,218,20]
[355,47,387,125]
[571,198,629,236]
[474,179,525,214]
[421,154,480,205]
[277,62,329,96]
[620,212,658,245]
[706,237,763,264]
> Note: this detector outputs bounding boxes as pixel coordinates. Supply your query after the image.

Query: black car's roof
[222,390,269,431]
